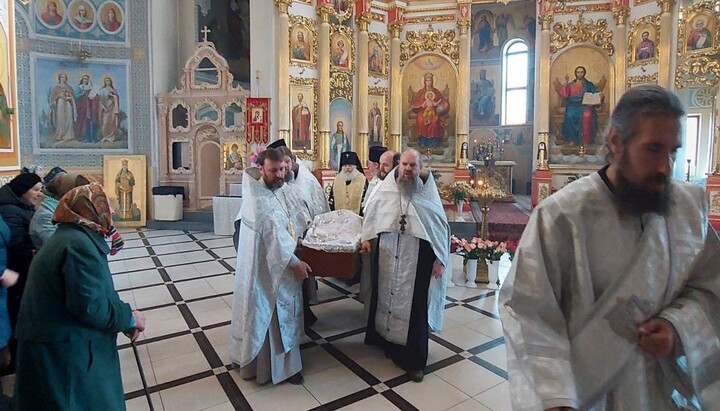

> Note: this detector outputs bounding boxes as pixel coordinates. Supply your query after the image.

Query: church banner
[245,97,269,144]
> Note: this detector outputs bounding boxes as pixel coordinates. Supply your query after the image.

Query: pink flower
[469,243,477,250]
[463,244,472,251]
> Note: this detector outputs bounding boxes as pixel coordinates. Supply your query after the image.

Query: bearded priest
[329,151,368,216]
[361,149,450,382]
[500,85,720,410]
[229,148,312,385]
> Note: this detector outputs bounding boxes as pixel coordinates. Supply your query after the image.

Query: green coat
[14,224,133,411]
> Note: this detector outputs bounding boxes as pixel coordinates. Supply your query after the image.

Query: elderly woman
[14,183,145,411]
[30,173,91,247]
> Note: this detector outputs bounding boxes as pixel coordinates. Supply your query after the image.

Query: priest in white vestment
[500,85,720,410]
[359,149,397,307]
[363,146,387,210]
[361,149,450,382]
[229,148,312,385]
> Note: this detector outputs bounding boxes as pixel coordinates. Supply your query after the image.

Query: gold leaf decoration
[400,27,459,66]
[550,13,614,56]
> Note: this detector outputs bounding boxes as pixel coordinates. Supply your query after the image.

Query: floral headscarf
[52,182,124,254]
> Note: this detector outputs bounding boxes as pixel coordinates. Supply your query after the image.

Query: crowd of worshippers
[0,166,143,410]
[230,140,450,385]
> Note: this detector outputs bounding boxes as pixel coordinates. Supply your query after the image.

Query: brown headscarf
[46,173,92,200]
[52,182,114,236]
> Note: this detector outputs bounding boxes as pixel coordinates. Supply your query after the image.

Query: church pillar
[537,13,553,138]
[389,20,404,153]
[275,0,292,141]
[657,0,675,89]
[318,5,332,168]
[456,5,471,168]
[612,7,629,99]
[356,11,371,165]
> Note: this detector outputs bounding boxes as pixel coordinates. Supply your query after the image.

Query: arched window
[501,39,529,125]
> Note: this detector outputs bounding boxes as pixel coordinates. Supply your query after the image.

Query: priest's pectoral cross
[288,221,295,237]
[399,214,407,234]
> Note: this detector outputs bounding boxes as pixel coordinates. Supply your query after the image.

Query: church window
[501,39,529,126]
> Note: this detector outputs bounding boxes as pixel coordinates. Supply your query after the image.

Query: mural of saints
[368,102,382,146]
[408,73,450,148]
[329,120,350,170]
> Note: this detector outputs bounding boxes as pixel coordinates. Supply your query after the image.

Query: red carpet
[471,201,530,243]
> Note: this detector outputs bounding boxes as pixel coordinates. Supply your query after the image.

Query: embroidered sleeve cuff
[541,398,579,410]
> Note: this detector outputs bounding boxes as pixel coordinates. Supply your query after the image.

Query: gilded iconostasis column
[456,5,471,168]
[356,12,371,166]
[537,8,554,137]
[613,6,630,99]
[389,20,404,153]
[657,0,676,88]
[275,0,292,141]
[318,4,333,168]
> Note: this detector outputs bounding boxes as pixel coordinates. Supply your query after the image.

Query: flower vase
[451,254,466,286]
[464,259,478,288]
[455,199,466,222]
[486,259,500,287]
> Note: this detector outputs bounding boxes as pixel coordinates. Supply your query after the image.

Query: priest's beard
[613,156,672,216]
[340,169,358,182]
[398,173,419,198]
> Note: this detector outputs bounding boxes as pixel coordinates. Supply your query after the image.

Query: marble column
[456,19,471,168]
[318,6,332,168]
[657,0,675,89]
[356,14,371,166]
[275,0,292,141]
[612,8,629,99]
[389,22,403,153]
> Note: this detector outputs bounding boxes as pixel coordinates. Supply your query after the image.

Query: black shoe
[286,372,304,385]
[408,370,424,383]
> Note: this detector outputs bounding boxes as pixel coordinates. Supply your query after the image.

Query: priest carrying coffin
[229,148,312,385]
[361,149,451,382]
[500,85,720,410]
[329,151,368,216]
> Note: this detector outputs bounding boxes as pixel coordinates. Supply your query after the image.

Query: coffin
[298,210,361,280]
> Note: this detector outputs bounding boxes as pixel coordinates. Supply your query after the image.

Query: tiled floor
[112,229,512,411]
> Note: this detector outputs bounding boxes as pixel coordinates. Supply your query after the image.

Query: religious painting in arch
[290,23,314,66]
[368,39,386,78]
[32,55,130,152]
[549,46,612,163]
[401,54,456,164]
[329,0,353,26]
[0,10,15,153]
[329,97,352,171]
[679,6,719,57]
[196,0,250,87]
[470,65,500,126]
[330,32,353,71]
[222,140,245,172]
[289,80,316,153]
[367,92,386,148]
[470,2,536,60]
[67,0,96,33]
[103,154,146,227]
[628,16,659,67]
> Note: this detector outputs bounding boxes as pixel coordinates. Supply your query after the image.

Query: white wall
[249,0,278,137]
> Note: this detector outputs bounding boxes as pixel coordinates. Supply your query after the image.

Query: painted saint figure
[635,31,656,60]
[49,73,76,142]
[96,77,120,142]
[409,73,450,148]
[72,4,93,30]
[0,83,11,149]
[368,102,382,146]
[332,40,349,68]
[291,93,311,150]
[329,121,351,170]
[226,144,244,170]
[687,18,713,50]
[115,159,135,220]
[472,69,495,120]
[292,31,310,61]
[369,48,382,74]
[74,74,97,143]
[474,13,493,53]
[102,6,121,32]
[553,66,603,147]
[40,1,63,26]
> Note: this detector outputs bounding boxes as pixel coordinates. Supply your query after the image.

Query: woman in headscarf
[14,183,145,411]
[0,172,43,371]
[30,173,91,247]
